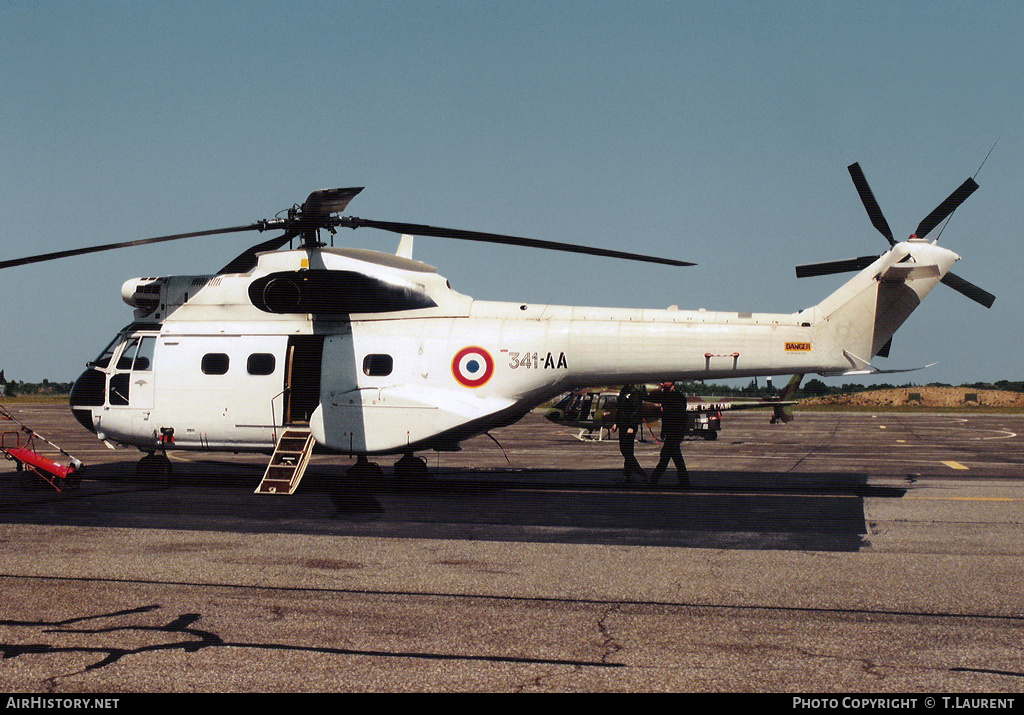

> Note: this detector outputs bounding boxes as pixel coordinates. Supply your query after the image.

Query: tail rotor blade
[914,177,979,239]
[941,271,995,308]
[848,163,895,246]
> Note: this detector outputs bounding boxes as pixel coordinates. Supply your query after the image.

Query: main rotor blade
[218,230,298,274]
[336,217,695,267]
[848,163,895,246]
[941,271,995,308]
[0,222,268,270]
[0,188,366,272]
[795,255,878,278]
[914,177,979,239]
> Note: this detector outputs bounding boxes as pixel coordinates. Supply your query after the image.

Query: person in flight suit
[615,383,647,483]
[648,382,690,487]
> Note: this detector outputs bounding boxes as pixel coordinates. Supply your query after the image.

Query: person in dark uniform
[648,382,690,487]
[615,383,647,483]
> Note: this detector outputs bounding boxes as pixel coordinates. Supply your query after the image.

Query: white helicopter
[1,164,993,498]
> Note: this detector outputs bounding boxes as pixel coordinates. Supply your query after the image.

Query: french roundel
[452,346,495,388]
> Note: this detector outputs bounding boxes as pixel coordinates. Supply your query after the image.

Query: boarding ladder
[255,427,315,494]
[1,404,84,492]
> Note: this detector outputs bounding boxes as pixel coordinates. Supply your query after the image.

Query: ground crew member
[615,383,647,483]
[648,382,690,487]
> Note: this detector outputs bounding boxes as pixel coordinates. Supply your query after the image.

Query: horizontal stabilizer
[820,353,937,377]
[879,263,940,281]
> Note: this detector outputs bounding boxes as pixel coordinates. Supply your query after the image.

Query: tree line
[679,378,1024,400]
[2,370,1023,400]
[0,372,74,397]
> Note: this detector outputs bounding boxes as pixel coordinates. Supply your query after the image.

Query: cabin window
[201,353,230,375]
[247,353,276,376]
[362,354,393,377]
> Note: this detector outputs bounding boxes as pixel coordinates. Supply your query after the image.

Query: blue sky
[2,1,1022,386]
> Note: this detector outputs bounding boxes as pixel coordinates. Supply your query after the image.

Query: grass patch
[1,394,71,405]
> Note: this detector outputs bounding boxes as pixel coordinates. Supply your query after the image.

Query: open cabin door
[283,336,324,425]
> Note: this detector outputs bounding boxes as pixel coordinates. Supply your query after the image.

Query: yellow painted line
[941,460,969,470]
[511,488,860,499]
[515,488,1022,502]
[906,496,1018,502]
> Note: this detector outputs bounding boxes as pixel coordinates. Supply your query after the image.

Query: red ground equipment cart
[1,404,84,492]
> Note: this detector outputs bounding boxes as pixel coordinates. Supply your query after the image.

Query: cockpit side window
[133,336,156,371]
[109,374,130,405]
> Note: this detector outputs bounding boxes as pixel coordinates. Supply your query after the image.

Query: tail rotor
[795,163,993,309]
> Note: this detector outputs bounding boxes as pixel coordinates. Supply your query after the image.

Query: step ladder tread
[255,429,316,495]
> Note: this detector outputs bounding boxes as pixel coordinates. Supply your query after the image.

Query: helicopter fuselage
[68,239,958,456]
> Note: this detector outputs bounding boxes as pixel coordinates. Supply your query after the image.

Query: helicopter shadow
[0,460,903,552]
[346,467,904,552]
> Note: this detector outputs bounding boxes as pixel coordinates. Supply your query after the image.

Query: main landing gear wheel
[345,455,384,481]
[393,453,430,482]
[136,452,172,487]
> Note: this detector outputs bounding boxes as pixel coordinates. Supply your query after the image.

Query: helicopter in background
[545,374,803,441]
[0,164,993,500]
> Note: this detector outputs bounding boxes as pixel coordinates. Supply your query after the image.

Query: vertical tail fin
[807,242,959,369]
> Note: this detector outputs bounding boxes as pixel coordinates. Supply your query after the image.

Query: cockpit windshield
[88,335,122,369]
[89,331,157,371]
[116,337,140,370]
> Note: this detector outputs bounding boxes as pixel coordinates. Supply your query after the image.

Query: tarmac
[1,403,1023,692]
